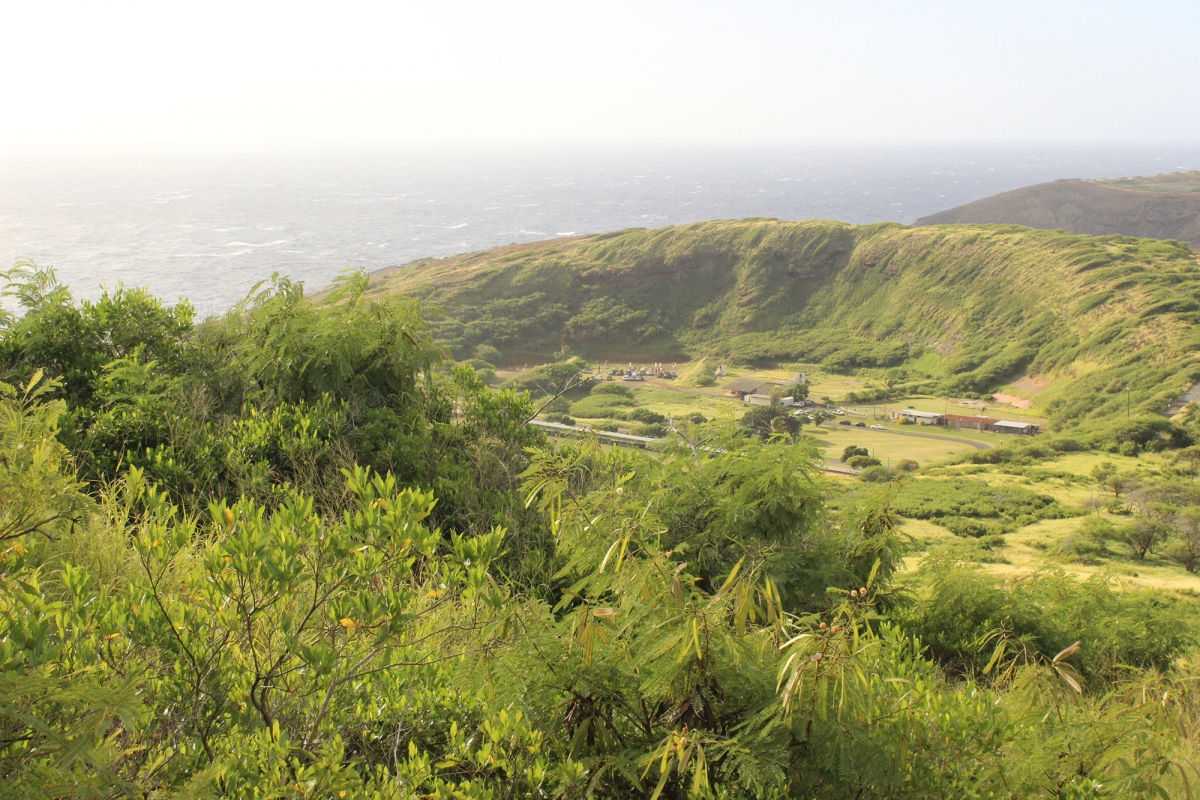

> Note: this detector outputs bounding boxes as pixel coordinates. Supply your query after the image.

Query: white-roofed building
[891,409,944,425]
[991,420,1040,435]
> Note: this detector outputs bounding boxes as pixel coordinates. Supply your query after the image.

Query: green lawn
[539,364,1055,463]
[508,362,1200,595]
[806,425,978,465]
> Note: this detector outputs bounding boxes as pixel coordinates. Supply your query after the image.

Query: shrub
[1165,508,1200,572]
[1059,534,1107,564]
[542,413,575,426]
[1123,517,1166,559]
[859,465,896,483]
[596,421,619,432]
[1165,537,1200,572]
[1115,415,1192,452]
[570,394,635,418]
[592,383,634,398]
[961,441,1057,467]
[899,561,1195,682]
[890,478,1076,531]
[628,408,666,424]
[1080,515,1117,544]
[472,343,502,364]
[842,445,870,462]
[739,405,799,440]
[895,458,920,473]
[941,516,1006,538]
[630,422,667,438]
[507,359,588,393]
[847,455,882,469]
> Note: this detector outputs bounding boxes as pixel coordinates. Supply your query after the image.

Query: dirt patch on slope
[1011,375,1054,393]
[991,393,1032,408]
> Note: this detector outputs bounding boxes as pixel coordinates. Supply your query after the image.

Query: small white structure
[892,409,944,426]
[992,420,1040,435]
[780,373,808,388]
[744,394,774,406]
[725,379,778,399]
[715,364,728,377]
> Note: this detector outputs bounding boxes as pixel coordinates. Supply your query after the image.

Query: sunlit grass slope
[371,219,1200,430]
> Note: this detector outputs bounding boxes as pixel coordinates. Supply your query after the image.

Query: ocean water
[3,145,1199,316]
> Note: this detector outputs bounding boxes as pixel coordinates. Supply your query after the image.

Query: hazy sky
[3,1,1199,154]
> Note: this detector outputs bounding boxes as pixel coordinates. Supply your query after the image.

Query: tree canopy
[1,266,1199,798]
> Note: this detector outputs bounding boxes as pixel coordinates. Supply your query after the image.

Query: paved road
[823,458,860,475]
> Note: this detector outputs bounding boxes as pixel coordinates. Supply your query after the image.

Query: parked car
[854,422,866,428]
[832,410,845,415]
[870,424,885,430]
[838,420,852,426]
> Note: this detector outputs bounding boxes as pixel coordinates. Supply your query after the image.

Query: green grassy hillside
[369,219,1200,430]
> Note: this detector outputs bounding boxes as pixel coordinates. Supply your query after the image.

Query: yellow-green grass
[898,513,1200,593]
[922,467,1094,507]
[556,366,1023,464]
[807,426,978,464]
[899,518,959,547]
[933,452,1176,506]
[897,449,1200,592]
[989,516,1200,593]
[388,218,1200,443]
[572,384,737,427]
[511,360,1054,429]
[562,362,1200,594]
[549,362,1200,593]
[704,366,1053,429]
[794,373,871,401]
[1051,451,1173,481]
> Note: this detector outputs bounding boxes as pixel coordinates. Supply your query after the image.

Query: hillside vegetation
[371,219,1200,430]
[5,263,1200,797]
[917,171,1200,246]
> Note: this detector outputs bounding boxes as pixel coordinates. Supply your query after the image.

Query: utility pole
[1125,387,1130,418]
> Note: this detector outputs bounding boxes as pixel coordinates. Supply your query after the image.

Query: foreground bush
[3,269,1200,798]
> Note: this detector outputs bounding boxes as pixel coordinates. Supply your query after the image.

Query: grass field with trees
[6,227,1200,798]
[373,219,1200,440]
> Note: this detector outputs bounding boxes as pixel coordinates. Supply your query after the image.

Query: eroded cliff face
[918,178,1200,246]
